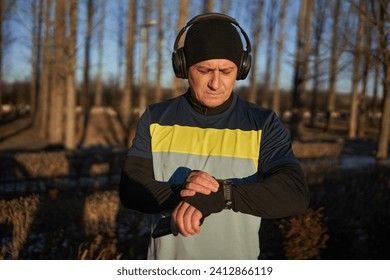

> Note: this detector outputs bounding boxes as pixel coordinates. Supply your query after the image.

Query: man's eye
[197,68,210,74]
[221,70,232,75]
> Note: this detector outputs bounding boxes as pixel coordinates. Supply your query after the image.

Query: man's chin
[202,96,227,108]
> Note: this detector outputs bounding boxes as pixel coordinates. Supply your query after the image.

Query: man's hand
[172,201,203,236]
[181,170,219,197]
[172,170,219,236]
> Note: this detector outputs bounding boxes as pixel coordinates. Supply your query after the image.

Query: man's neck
[185,89,233,116]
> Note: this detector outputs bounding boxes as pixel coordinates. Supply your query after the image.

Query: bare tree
[248,0,265,105]
[139,1,154,115]
[358,3,375,138]
[29,0,43,122]
[0,0,3,118]
[64,0,78,150]
[374,0,390,159]
[48,0,66,145]
[371,54,380,114]
[94,0,106,107]
[309,0,327,127]
[155,0,164,103]
[302,0,314,91]
[291,0,313,141]
[325,0,353,132]
[262,0,278,108]
[348,0,366,139]
[325,0,342,131]
[80,0,96,143]
[35,0,52,137]
[272,0,288,116]
[113,0,126,110]
[121,0,136,126]
[0,0,16,118]
[172,0,188,97]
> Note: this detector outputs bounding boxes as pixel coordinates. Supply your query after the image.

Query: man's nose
[208,70,221,89]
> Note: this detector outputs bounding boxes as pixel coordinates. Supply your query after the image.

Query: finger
[191,209,203,233]
[172,202,182,233]
[172,202,190,236]
[185,172,219,194]
[185,182,213,195]
[182,204,198,235]
[180,189,196,197]
[189,171,219,188]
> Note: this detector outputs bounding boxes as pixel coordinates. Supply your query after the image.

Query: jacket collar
[184,88,233,116]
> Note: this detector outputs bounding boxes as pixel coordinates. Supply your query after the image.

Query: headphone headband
[172,13,252,80]
[187,13,239,27]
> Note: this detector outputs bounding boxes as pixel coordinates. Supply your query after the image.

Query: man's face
[188,59,238,108]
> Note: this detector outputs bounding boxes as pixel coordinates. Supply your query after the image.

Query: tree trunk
[155,0,164,103]
[325,0,341,132]
[121,0,136,127]
[30,0,43,122]
[291,0,311,141]
[94,0,106,107]
[80,0,95,144]
[348,0,365,139]
[48,0,66,145]
[64,0,78,150]
[0,0,17,118]
[310,0,326,127]
[139,2,153,116]
[272,0,288,116]
[377,62,390,159]
[36,0,52,138]
[172,0,188,97]
[376,0,390,160]
[0,0,4,118]
[358,14,373,138]
[248,0,265,105]
[261,0,277,109]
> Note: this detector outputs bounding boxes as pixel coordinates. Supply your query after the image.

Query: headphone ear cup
[172,47,187,79]
[237,51,251,80]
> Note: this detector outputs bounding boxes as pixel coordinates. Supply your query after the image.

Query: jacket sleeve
[231,163,310,218]
[119,155,182,214]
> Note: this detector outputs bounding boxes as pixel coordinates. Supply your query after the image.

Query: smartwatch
[217,180,233,209]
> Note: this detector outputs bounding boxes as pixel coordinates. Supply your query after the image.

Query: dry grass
[14,152,69,178]
[89,163,111,177]
[78,235,122,260]
[0,194,40,259]
[292,141,344,159]
[83,191,120,238]
[279,208,329,259]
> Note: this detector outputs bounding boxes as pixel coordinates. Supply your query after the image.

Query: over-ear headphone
[172,13,252,80]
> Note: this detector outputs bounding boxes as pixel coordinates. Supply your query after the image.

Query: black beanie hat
[183,19,244,69]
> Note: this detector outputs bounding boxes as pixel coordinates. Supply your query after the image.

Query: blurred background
[0,0,389,260]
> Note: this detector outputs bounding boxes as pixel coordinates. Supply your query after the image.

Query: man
[119,13,310,260]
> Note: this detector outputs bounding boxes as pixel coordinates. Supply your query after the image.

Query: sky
[3,0,376,96]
